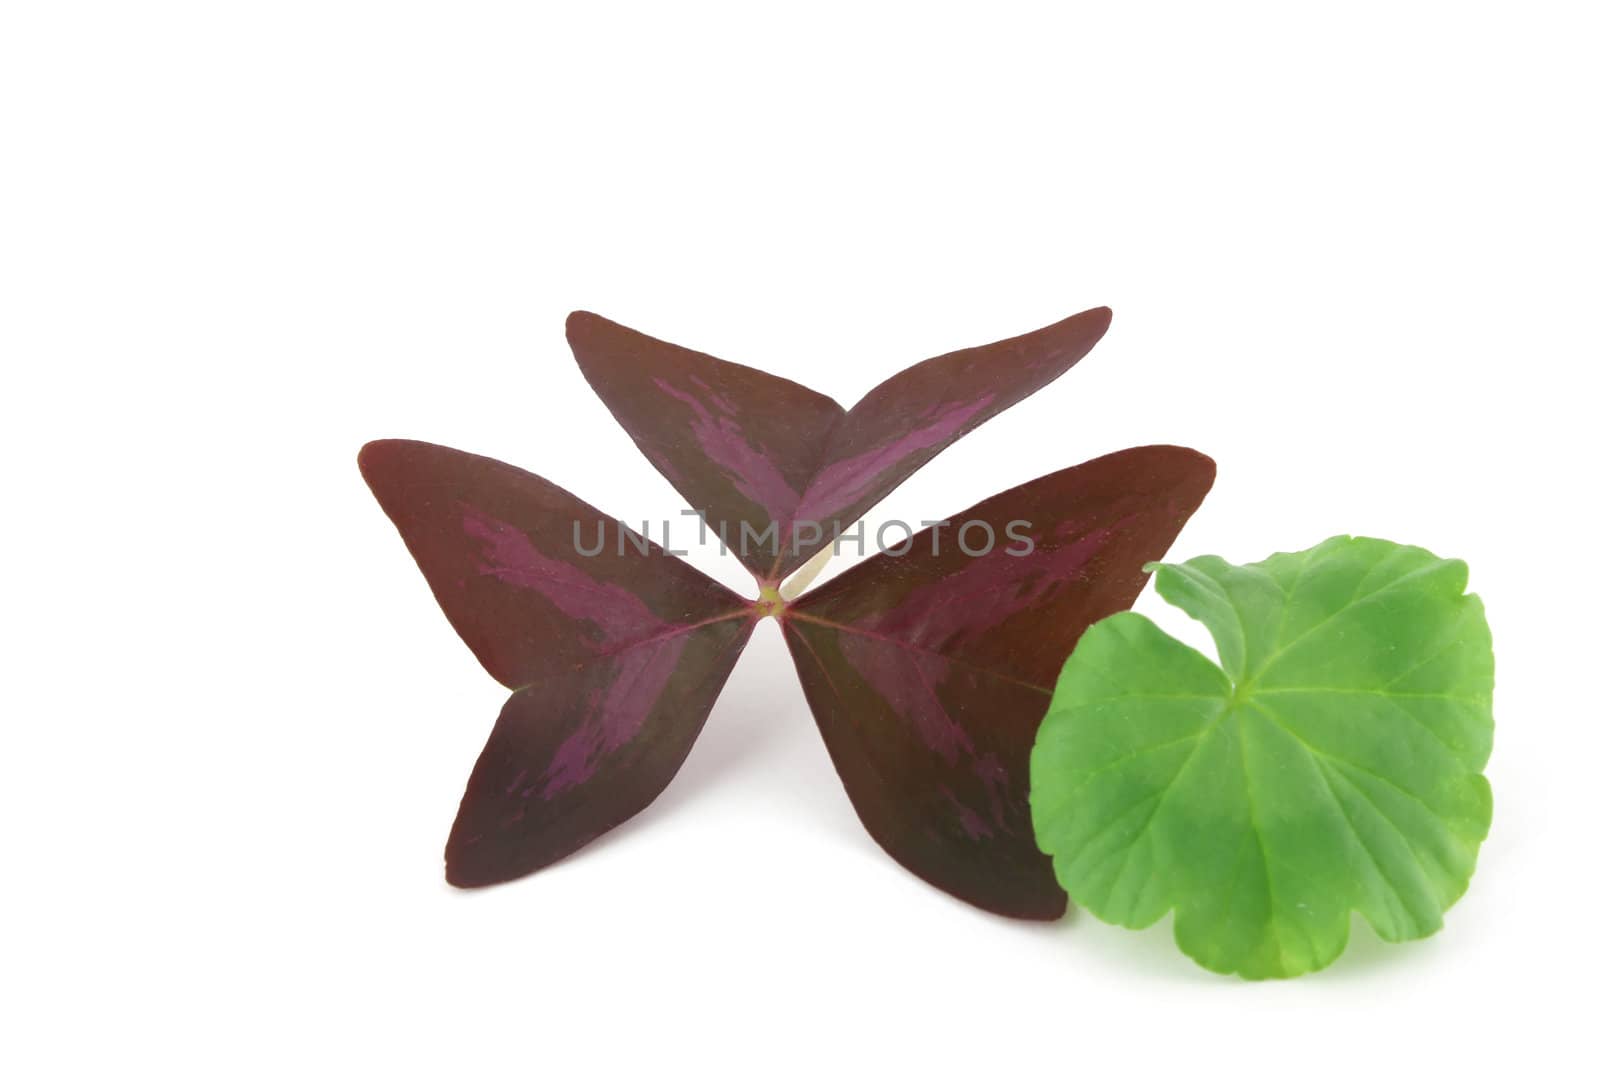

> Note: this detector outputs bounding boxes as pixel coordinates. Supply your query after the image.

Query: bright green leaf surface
[1030,536,1494,979]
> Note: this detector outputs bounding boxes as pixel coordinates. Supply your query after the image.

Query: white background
[5,3,1596,1063]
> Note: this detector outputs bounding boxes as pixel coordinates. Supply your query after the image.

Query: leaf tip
[565,308,603,339]
[444,799,542,891]
[1045,304,1114,349]
[442,844,504,891]
[357,438,411,486]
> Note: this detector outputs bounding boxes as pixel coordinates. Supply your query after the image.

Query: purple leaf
[568,307,1113,583]
[359,440,755,885]
[361,315,1216,916]
[779,446,1216,919]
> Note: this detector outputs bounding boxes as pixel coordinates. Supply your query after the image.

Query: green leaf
[1030,536,1494,979]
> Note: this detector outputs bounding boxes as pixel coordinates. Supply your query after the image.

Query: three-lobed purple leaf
[359,311,1215,916]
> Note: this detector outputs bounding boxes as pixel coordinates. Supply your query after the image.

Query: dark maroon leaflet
[568,307,1113,583]
[359,439,755,884]
[566,312,844,580]
[447,615,754,886]
[780,446,1216,919]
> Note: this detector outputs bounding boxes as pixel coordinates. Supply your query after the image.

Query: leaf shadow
[1302,913,1443,982]
[1014,907,1222,984]
[994,904,1440,984]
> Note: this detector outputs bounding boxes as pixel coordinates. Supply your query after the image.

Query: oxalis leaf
[360,309,1216,916]
[1030,535,1494,978]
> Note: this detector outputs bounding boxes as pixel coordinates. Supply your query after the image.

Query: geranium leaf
[781,446,1216,918]
[359,439,755,886]
[568,307,1112,583]
[1031,536,1494,977]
